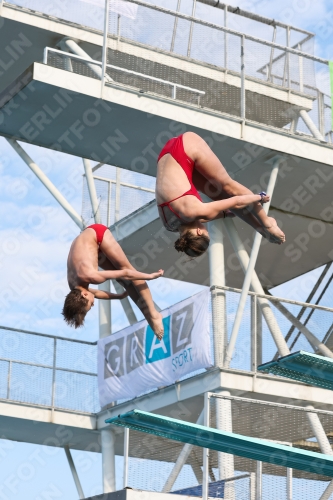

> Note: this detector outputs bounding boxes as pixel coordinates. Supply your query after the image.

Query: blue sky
[0,0,333,498]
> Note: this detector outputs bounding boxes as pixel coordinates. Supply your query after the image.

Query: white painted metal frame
[64,446,85,499]
[7,139,84,230]
[202,392,210,500]
[43,47,205,101]
[224,159,280,367]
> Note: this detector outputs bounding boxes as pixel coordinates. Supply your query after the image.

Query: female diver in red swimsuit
[156,132,285,257]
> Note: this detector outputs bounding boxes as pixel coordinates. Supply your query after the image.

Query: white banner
[81,0,138,19]
[98,290,212,406]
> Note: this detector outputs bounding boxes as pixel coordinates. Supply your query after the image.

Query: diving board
[258,351,333,391]
[106,410,333,477]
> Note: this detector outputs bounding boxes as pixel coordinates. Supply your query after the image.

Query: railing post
[51,338,57,420]
[170,0,181,53]
[123,428,129,488]
[251,294,257,372]
[43,47,48,65]
[172,85,177,99]
[101,0,110,96]
[298,43,303,92]
[268,26,276,82]
[7,361,11,400]
[187,0,196,58]
[224,5,228,70]
[202,392,210,500]
[256,461,262,500]
[117,14,121,40]
[241,35,245,122]
[287,466,293,500]
[115,167,121,223]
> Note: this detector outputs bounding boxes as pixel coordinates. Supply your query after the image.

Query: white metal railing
[120,392,333,498]
[211,284,333,372]
[0,325,98,414]
[39,0,332,141]
[43,46,205,103]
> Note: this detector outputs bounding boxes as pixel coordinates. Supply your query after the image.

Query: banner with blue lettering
[98,289,211,405]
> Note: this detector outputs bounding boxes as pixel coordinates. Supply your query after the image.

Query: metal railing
[38,0,332,141]
[0,325,99,414]
[43,46,205,104]
[211,285,333,372]
[118,392,333,498]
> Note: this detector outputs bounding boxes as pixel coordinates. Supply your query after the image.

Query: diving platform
[107,409,333,477]
[258,351,333,391]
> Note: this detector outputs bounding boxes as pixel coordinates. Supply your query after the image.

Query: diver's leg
[99,231,163,339]
[184,132,285,243]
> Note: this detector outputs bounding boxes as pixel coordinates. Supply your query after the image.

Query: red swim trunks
[86,224,108,246]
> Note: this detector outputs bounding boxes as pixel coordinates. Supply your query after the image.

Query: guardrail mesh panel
[56,340,97,373]
[0,329,54,365]
[0,361,9,399]
[10,364,52,406]
[210,394,333,500]
[54,371,99,413]
[126,428,204,494]
[8,0,105,31]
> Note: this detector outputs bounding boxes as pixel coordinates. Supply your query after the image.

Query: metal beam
[306,406,333,500]
[264,291,333,358]
[64,446,85,499]
[299,109,325,141]
[224,218,290,358]
[101,428,116,493]
[208,219,227,368]
[6,139,84,230]
[58,38,113,83]
[216,392,235,499]
[162,409,204,492]
[83,158,102,224]
[224,160,280,367]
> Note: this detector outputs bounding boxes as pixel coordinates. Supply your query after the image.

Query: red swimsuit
[86,224,108,246]
[157,135,202,232]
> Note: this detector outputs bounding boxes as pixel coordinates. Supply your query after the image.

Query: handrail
[211,285,333,313]
[0,356,96,376]
[122,0,328,65]
[43,47,205,97]
[0,325,97,345]
[0,324,97,345]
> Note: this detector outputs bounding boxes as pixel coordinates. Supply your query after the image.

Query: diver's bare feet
[149,312,164,341]
[261,217,285,244]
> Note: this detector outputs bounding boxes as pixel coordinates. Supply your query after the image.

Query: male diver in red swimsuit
[156,132,285,257]
[63,224,164,339]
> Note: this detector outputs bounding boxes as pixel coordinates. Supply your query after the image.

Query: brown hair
[62,289,89,328]
[174,231,210,257]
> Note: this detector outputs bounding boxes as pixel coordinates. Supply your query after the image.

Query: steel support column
[265,294,333,358]
[83,158,101,224]
[101,428,116,493]
[299,109,325,141]
[6,139,84,230]
[224,218,290,357]
[64,446,85,499]
[208,219,227,368]
[224,160,280,367]
[216,392,235,500]
[162,409,204,492]
[58,38,113,83]
[306,406,333,500]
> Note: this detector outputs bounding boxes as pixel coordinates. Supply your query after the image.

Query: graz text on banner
[98,289,212,406]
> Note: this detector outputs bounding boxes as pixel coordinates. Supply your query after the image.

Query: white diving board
[106,409,333,477]
[258,350,333,391]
